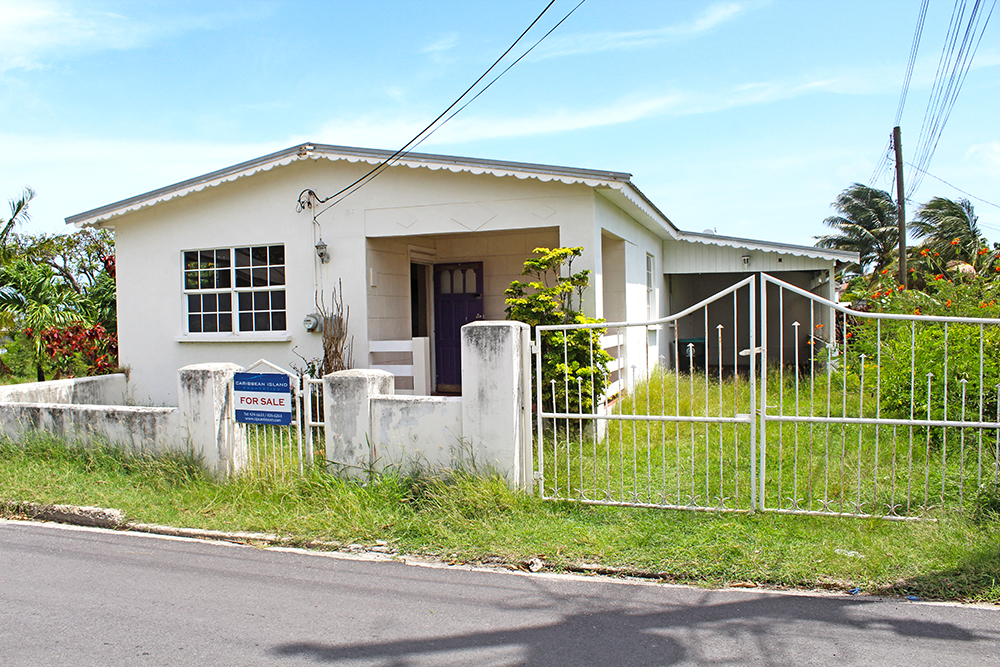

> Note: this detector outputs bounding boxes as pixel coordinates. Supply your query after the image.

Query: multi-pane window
[183,245,286,334]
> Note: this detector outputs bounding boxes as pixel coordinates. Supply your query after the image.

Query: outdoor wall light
[315,238,330,264]
[742,255,752,268]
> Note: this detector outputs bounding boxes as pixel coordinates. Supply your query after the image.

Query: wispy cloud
[313,72,851,149]
[0,0,269,73]
[532,1,756,59]
[422,33,460,54]
[0,1,144,71]
[967,140,1000,176]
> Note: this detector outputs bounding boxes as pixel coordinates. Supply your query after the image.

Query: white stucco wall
[106,152,684,404]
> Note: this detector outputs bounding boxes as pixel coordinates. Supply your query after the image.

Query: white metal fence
[230,360,320,476]
[534,273,1000,519]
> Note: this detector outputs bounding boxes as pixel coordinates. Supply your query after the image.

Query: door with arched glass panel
[433,262,483,392]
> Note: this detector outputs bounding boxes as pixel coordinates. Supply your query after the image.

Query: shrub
[505,247,611,415]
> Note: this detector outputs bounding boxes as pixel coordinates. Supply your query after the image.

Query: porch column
[460,321,532,490]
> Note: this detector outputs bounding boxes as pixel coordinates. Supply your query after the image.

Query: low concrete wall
[0,403,179,454]
[325,321,532,488]
[0,366,244,478]
[370,396,463,470]
[0,374,128,406]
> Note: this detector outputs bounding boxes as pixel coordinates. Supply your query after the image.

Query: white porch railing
[369,337,431,395]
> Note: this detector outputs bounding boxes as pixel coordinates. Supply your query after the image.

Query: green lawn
[2,433,998,604]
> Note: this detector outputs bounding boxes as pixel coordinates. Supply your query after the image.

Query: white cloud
[532,1,755,59]
[312,73,863,150]
[422,33,460,54]
[967,140,1000,176]
[0,1,143,71]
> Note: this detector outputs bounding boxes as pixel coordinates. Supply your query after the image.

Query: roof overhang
[675,230,859,263]
[65,142,635,229]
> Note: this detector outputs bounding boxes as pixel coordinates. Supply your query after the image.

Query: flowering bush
[844,271,1000,424]
[35,323,118,378]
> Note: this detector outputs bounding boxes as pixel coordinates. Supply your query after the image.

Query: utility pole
[893,126,907,286]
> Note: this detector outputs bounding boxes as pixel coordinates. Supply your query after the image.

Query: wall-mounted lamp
[741,255,752,269]
[315,238,330,264]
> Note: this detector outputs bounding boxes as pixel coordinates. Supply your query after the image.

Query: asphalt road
[1,519,997,667]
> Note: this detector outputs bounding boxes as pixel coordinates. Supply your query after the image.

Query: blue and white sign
[233,372,292,425]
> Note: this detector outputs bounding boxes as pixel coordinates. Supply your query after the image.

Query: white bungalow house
[67,143,856,405]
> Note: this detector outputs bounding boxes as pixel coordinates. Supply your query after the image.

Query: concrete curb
[1,500,346,550]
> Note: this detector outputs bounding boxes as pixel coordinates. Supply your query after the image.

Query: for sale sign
[233,372,292,425]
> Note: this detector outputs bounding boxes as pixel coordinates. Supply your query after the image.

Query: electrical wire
[907,0,996,197]
[303,0,585,220]
[905,161,1000,210]
[895,0,930,126]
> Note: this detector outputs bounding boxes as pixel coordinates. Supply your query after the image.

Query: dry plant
[316,279,353,374]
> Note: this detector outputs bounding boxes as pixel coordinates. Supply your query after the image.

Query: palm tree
[815,183,899,275]
[0,261,86,381]
[909,197,986,267]
[1,187,35,256]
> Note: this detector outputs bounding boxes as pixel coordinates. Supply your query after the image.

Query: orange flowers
[880,268,889,275]
[946,299,952,307]
[920,249,929,256]
[846,332,853,338]
[897,285,904,291]
[951,238,960,245]
[914,308,921,315]
[935,274,944,280]
[872,291,882,298]
[979,248,989,255]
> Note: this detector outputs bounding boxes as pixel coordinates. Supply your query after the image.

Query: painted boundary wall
[1,323,533,487]
[325,321,532,489]
[0,365,245,479]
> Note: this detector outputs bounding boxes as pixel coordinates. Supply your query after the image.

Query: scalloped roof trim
[66,144,631,227]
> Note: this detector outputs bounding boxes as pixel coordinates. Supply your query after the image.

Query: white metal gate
[229,359,321,476]
[534,274,1000,519]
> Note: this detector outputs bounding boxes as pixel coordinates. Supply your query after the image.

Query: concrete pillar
[460,321,532,490]
[324,369,393,474]
[177,363,245,478]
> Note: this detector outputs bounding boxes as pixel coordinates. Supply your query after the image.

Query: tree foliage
[815,183,899,275]
[0,189,118,381]
[505,247,611,416]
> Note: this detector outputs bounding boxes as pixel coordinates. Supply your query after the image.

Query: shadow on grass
[879,539,1000,603]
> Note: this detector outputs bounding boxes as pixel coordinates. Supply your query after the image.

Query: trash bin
[677,337,706,372]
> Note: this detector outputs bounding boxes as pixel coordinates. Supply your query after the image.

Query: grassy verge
[1,433,998,604]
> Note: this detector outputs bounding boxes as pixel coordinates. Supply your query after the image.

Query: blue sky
[2,0,998,247]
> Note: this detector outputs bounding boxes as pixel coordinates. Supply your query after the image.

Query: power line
[907,0,996,197]
[905,160,1000,210]
[302,0,586,220]
[895,0,930,125]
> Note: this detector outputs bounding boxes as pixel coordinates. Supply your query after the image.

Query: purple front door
[434,262,484,392]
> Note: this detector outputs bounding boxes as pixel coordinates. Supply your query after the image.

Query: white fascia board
[595,184,681,240]
[675,230,859,263]
[65,143,634,228]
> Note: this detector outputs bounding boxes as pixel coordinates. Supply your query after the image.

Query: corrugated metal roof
[676,230,858,262]
[64,142,858,264]
[65,143,633,227]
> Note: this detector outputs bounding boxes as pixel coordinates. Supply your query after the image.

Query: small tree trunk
[36,363,45,383]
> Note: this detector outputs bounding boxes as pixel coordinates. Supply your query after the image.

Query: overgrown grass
[1,432,998,604]
[539,367,1000,517]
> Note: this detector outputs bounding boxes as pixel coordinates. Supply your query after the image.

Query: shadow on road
[270,589,993,666]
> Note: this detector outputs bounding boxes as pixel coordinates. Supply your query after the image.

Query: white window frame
[181,244,288,340]
[646,253,655,320]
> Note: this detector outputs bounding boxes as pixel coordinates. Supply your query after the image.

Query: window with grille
[183,245,286,334]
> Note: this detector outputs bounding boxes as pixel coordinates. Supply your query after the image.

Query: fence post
[461,321,532,490]
[323,369,394,475]
[177,363,246,478]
